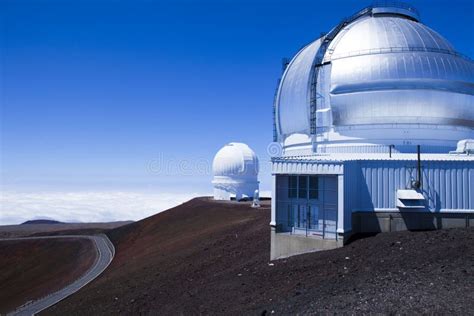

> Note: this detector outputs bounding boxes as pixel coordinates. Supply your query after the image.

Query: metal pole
[417,145,422,189]
[389,144,394,158]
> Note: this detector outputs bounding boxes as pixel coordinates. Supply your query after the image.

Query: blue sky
[1,0,473,223]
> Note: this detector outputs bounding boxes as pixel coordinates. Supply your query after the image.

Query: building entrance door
[308,203,322,235]
[277,175,338,240]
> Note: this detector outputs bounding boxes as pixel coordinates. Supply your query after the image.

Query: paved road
[1,234,115,316]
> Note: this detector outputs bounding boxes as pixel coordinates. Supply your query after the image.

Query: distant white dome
[213,143,259,177]
[212,143,259,200]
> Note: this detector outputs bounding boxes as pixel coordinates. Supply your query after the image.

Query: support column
[337,174,347,243]
[270,173,277,260]
[270,174,277,227]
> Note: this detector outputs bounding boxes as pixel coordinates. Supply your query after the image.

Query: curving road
[2,234,115,316]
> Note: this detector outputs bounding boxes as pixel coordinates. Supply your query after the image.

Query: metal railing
[275,201,338,240]
[372,1,420,16]
[327,46,472,62]
[275,218,337,240]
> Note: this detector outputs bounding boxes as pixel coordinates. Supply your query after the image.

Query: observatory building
[270,3,474,259]
[212,143,259,201]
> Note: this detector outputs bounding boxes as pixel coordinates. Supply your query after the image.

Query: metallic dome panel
[276,39,321,136]
[329,16,455,60]
[330,52,474,127]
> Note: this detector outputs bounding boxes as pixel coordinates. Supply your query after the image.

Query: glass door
[293,204,308,235]
[308,204,323,236]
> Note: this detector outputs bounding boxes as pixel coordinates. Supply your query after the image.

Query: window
[309,176,319,199]
[287,175,319,199]
[298,176,307,199]
[288,176,297,198]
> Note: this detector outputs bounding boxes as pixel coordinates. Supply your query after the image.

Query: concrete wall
[270,227,343,260]
[352,211,474,233]
[271,211,473,260]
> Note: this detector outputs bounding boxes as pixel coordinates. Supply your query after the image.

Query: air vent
[396,189,425,209]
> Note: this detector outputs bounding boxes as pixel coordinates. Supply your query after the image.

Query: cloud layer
[0,191,205,225]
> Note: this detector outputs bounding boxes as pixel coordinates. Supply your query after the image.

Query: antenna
[411,145,422,189]
[417,145,422,189]
[389,144,395,158]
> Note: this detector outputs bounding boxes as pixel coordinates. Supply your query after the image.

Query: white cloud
[0,191,206,225]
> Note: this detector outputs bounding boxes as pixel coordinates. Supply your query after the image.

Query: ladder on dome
[272,78,280,142]
[309,6,373,135]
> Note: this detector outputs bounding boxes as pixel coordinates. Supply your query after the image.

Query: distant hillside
[21,219,63,225]
[0,237,96,314]
[0,221,133,238]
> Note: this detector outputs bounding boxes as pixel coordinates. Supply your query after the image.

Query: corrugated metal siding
[345,160,474,211]
[272,161,344,175]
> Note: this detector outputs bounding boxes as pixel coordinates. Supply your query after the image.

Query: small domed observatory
[212,143,259,201]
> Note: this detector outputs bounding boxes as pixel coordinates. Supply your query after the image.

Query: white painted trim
[337,174,347,234]
[353,208,474,213]
[272,161,344,175]
[270,175,277,226]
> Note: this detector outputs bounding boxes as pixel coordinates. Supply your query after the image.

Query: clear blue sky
[0,0,473,222]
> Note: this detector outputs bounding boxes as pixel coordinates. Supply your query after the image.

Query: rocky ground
[0,221,132,238]
[39,198,474,315]
[0,238,96,314]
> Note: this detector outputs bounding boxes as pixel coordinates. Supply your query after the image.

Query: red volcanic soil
[0,221,132,238]
[43,197,474,315]
[0,238,96,314]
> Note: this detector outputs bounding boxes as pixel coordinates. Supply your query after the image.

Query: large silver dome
[274,3,474,154]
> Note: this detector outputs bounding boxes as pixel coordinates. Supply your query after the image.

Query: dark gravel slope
[0,238,96,314]
[45,198,474,315]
